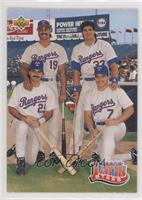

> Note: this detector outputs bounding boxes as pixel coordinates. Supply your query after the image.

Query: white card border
[0,0,142,200]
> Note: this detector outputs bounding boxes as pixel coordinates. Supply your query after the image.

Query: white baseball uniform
[8,81,57,164]
[21,42,68,149]
[71,39,118,153]
[84,87,133,161]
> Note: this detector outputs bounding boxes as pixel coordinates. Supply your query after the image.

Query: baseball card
[0,0,142,200]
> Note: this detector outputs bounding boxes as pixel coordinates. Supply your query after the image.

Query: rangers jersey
[84,87,133,122]
[21,42,68,78]
[8,82,57,118]
[71,39,118,78]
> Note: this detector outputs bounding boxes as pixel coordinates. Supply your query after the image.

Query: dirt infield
[7,113,137,172]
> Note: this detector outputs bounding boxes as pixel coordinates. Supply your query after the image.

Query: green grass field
[7,163,137,193]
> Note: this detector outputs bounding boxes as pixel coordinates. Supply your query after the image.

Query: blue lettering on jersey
[91,99,115,115]
[31,51,59,63]
[20,94,47,109]
[78,50,104,66]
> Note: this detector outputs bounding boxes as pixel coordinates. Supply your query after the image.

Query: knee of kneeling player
[102,127,116,140]
[18,120,29,129]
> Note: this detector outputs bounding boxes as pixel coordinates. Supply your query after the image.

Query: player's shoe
[16,157,25,176]
[88,152,101,166]
[91,152,101,163]
[49,152,60,164]
[7,144,16,157]
[36,151,45,163]
[130,148,137,165]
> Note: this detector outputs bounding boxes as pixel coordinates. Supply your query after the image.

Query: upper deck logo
[89,160,130,186]
[7,16,33,35]
[13,16,30,30]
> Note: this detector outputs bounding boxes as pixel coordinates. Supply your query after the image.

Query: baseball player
[8,60,57,175]
[84,64,137,163]
[71,21,119,153]
[20,20,68,152]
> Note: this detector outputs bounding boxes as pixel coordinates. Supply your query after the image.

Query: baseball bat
[61,102,66,158]
[66,89,73,100]
[34,128,76,175]
[58,132,102,174]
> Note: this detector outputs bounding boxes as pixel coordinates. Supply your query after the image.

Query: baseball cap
[29,60,44,73]
[37,20,51,30]
[95,65,109,76]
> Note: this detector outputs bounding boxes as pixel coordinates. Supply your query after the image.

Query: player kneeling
[84,65,137,164]
[8,60,57,176]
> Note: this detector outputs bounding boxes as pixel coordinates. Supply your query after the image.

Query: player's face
[95,75,109,90]
[82,26,95,41]
[38,26,52,40]
[29,70,43,83]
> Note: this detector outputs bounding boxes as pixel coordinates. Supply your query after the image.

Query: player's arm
[72,70,81,103]
[105,105,134,126]
[110,62,119,77]
[59,63,67,103]
[21,62,33,90]
[71,46,81,103]
[110,62,119,90]
[8,106,37,127]
[84,110,99,139]
[8,106,26,121]
[105,41,119,90]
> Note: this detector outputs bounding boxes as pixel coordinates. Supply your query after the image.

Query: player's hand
[89,128,99,140]
[109,82,119,90]
[23,116,39,127]
[73,92,80,104]
[105,119,119,126]
[23,79,33,91]
[59,92,67,103]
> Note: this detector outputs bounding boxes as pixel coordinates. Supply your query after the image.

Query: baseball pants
[73,80,97,153]
[95,122,131,161]
[12,119,40,165]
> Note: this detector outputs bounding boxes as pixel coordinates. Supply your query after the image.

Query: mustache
[39,33,48,36]
[32,75,41,78]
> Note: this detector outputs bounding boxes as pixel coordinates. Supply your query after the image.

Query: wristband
[111,77,119,84]
[73,85,81,93]
[38,117,46,125]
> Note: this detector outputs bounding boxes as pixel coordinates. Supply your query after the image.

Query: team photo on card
[6,7,137,193]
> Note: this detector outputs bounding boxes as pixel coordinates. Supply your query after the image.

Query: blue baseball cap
[29,60,44,73]
[37,20,51,29]
[95,65,109,76]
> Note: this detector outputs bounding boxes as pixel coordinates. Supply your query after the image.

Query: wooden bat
[61,102,66,158]
[58,132,101,174]
[34,128,76,176]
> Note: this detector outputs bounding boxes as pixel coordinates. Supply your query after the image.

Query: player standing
[8,60,57,175]
[84,64,137,163]
[20,20,68,153]
[71,21,119,153]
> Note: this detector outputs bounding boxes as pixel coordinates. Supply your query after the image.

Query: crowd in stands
[118,57,137,82]
[7,54,21,75]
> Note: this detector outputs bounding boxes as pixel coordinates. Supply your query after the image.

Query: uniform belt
[96,121,105,125]
[84,121,105,132]
[42,78,55,81]
[84,77,95,81]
